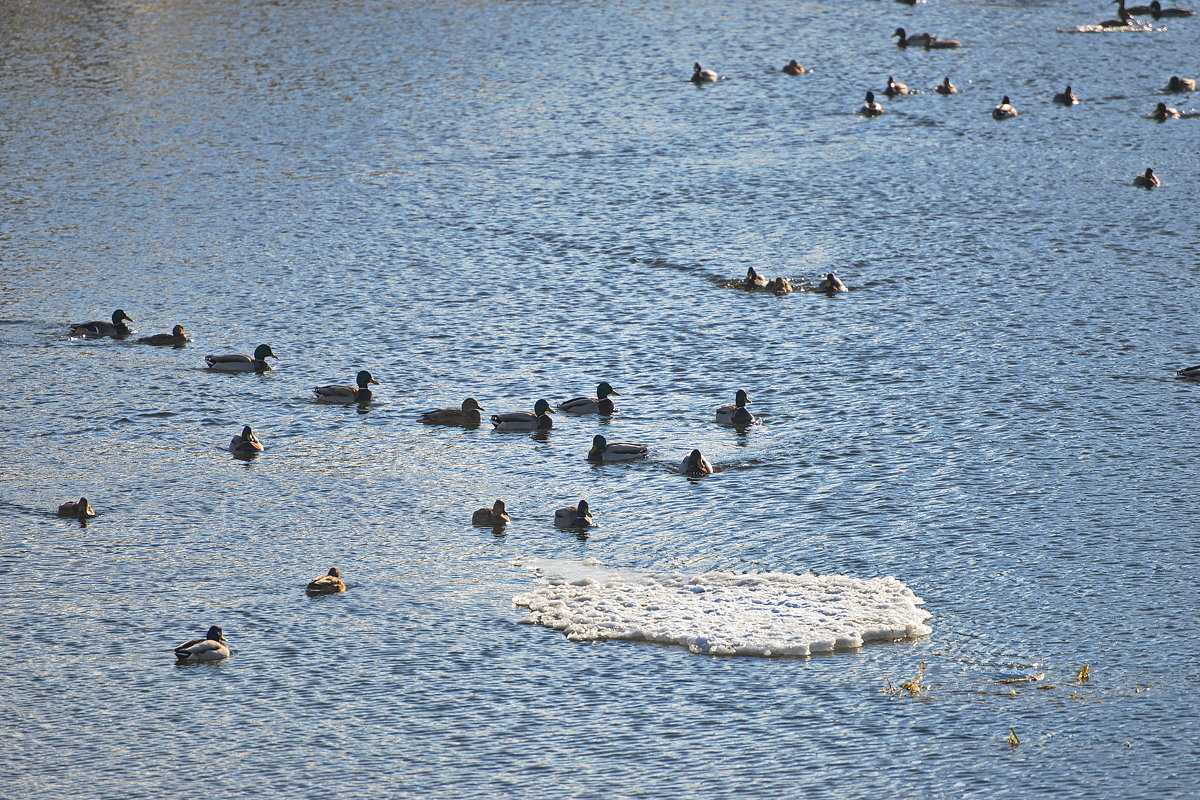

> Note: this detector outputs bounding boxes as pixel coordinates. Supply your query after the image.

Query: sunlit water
[2,0,1198,797]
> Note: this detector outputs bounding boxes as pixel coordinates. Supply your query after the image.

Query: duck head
[326,567,341,578]
[590,434,608,454]
[533,398,553,416]
[253,344,278,361]
[205,625,226,643]
[596,381,619,399]
[734,389,750,407]
[463,397,483,411]
[356,370,380,388]
[112,310,133,325]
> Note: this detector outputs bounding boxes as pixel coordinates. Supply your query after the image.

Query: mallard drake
[313,370,379,404]
[1133,167,1161,188]
[992,96,1018,119]
[936,77,958,95]
[892,28,933,47]
[205,344,277,372]
[1053,85,1079,105]
[1152,102,1181,120]
[174,626,230,664]
[555,499,593,528]
[69,310,133,338]
[817,271,848,293]
[558,382,620,415]
[136,325,188,346]
[923,34,961,49]
[306,567,346,595]
[1177,364,1200,379]
[472,499,510,526]
[491,399,554,431]
[680,449,714,477]
[419,398,484,426]
[57,497,96,519]
[1151,1,1195,17]
[715,389,755,425]
[1166,76,1197,92]
[782,59,806,75]
[766,277,793,294]
[886,76,910,98]
[587,434,648,462]
[860,91,885,116]
[691,62,718,84]
[228,425,264,454]
[743,267,768,288]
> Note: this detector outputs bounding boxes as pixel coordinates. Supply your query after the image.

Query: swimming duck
[306,567,346,595]
[766,277,793,294]
[743,267,768,288]
[57,497,96,519]
[472,499,510,526]
[691,62,718,84]
[886,76,910,97]
[782,59,806,75]
[1116,0,1154,14]
[555,499,593,528]
[1053,85,1079,105]
[923,34,962,49]
[204,344,277,372]
[936,77,958,95]
[228,425,264,454]
[69,310,133,338]
[1099,7,1136,26]
[419,398,484,426]
[715,389,754,425]
[1152,102,1181,120]
[136,325,188,346]
[892,28,934,47]
[817,272,848,293]
[1177,364,1200,379]
[313,370,379,404]
[1151,1,1195,17]
[860,91,885,116]
[992,96,1018,119]
[587,434,649,462]
[1133,167,1161,188]
[174,626,230,664]
[558,382,620,415]
[1166,76,1197,92]
[680,449,714,477]
[491,399,554,431]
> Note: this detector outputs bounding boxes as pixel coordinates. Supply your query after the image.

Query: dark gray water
[2,0,1199,797]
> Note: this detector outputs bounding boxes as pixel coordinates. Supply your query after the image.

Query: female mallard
[491,399,554,431]
[936,77,958,95]
[766,277,793,295]
[860,91,885,116]
[923,35,961,49]
[1177,364,1200,379]
[558,382,620,415]
[715,389,755,425]
[892,28,934,47]
[205,344,277,372]
[57,497,96,519]
[1166,76,1197,92]
[306,567,346,595]
[782,59,806,75]
[886,76,910,97]
[587,434,648,462]
[136,325,188,346]
[1133,167,1161,188]
[1053,85,1079,105]
[743,267,767,288]
[817,271,848,294]
[229,425,264,454]
[472,499,510,526]
[419,398,484,426]
[1151,1,1195,17]
[680,449,714,477]
[314,370,379,404]
[691,62,718,84]
[1152,102,1181,121]
[992,96,1018,119]
[69,310,133,338]
[555,499,593,528]
[174,626,230,664]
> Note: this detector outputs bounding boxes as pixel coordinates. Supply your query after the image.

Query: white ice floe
[512,558,931,657]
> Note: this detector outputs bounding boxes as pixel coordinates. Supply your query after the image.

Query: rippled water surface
[3,0,1199,797]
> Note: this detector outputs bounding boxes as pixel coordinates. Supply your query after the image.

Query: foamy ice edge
[512,557,931,657]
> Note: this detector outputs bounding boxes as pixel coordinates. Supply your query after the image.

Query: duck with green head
[587,434,648,462]
[174,625,230,664]
[715,389,755,425]
[555,499,593,528]
[205,344,277,372]
[491,399,554,431]
[69,310,133,338]
[314,370,379,404]
[558,382,620,415]
[228,425,264,455]
[420,398,485,427]
[680,449,714,476]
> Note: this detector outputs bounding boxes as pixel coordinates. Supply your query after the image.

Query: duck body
[691,62,718,84]
[817,272,848,294]
[69,310,133,338]
[886,77,910,98]
[1133,167,1161,188]
[923,35,961,49]
[174,626,229,664]
[1152,102,1181,120]
[587,435,648,462]
[136,325,188,346]
[766,277,793,295]
[782,59,806,75]
[205,344,277,372]
[491,399,554,431]
[680,449,714,477]
[1166,76,1197,92]
[715,389,755,425]
[472,500,510,526]
[555,499,593,528]
[58,497,96,519]
[936,77,958,95]
[420,398,484,426]
[306,567,346,595]
[992,96,1018,119]
[1151,1,1195,17]
[229,425,264,454]
[1053,85,1079,105]
[558,382,619,415]
[860,91,884,116]
[892,28,933,47]
[314,370,379,404]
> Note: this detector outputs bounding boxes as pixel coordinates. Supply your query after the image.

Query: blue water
[2,0,1199,797]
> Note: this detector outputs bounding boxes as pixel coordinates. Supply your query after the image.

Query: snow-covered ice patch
[512,558,931,657]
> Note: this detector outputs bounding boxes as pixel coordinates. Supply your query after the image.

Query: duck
[782,59,806,75]
[680,449,714,477]
[1053,85,1079,105]
[228,425,264,454]
[1177,364,1200,379]
[554,499,593,528]
[923,34,962,49]
[860,91,885,116]
[1166,76,1197,92]
[1116,0,1155,14]
[992,96,1018,119]
[766,277,793,294]
[174,626,230,664]
[587,434,649,462]
[419,398,484,426]
[472,499,511,526]
[817,271,848,294]
[68,310,133,338]
[715,389,754,425]
[743,267,768,288]
[1152,102,1181,120]
[558,382,620,415]
[1151,1,1195,17]
[204,344,277,372]
[935,77,958,95]
[306,567,346,595]
[892,28,934,47]
[1099,7,1136,26]
[313,370,379,404]
[491,399,554,431]
[1133,167,1161,188]
[57,497,96,519]
[886,76,910,98]
[136,324,188,346]
[691,62,718,84]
